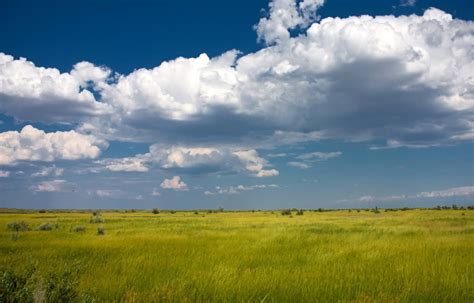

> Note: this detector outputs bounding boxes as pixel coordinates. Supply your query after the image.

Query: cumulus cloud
[101,146,279,177]
[0,53,111,123]
[233,149,279,177]
[31,165,64,177]
[0,125,106,165]
[255,0,325,44]
[0,170,10,177]
[30,179,71,192]
[0,3,473,153]
[160,176,188,191]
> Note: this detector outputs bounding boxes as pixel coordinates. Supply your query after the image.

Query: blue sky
[0,0,473,209]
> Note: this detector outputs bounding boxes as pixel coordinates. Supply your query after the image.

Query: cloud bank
[0,0,473,172]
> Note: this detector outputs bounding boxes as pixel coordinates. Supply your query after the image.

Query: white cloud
[95,189,125,198]
[206,183,279,195]
[267,153,287,158]
[415,186,474,198]
[151,188,161,196]
[31,165,64,177]
[0,4,473,151]
[255,0,325,44]
[30,179,69,192]
[296,151,342,161]
[160,176,188,191]
[234,149,279,177]
[255,169,279,177]
[0,125,107,165]
[99,156,149,172]
[400,0,416,7]
[0,53,111,123]
[356,186,474,203]
[0,170,10,177]
[101,146,279,177]
[289,151,341,169]
[288,161,311,169]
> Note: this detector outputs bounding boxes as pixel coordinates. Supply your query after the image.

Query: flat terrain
[0,209,473,302]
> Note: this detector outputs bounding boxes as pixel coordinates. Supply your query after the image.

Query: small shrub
[0,267,37,302]
[152,208,160,214]
[96,227,105,235]
[296,209,304,215]
[92,211,100,216]
[218,207,224,212]
[372,207,381,214]
[72,226,86,233]
[7,221,29,232]
[38,209,47,213]
[194,211,199,215]
[37,223,53,231]
[45,269,78,303]
[90,215,104,223]
[281,209,292,215]
[169,210,176,214]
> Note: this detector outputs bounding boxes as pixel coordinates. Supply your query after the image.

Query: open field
[1,209,473,302]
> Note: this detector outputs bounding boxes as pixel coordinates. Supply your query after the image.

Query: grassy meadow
[0,208,473,302]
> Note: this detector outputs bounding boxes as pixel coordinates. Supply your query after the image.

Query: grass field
[0,209,473,302]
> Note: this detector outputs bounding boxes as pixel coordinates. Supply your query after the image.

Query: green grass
[1,209,473,302]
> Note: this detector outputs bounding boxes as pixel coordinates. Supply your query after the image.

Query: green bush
[37,223,53,231]
[296,209,304,215]
[45,269,78,303]
[96,227,105,235]
[281,209,292,215]
[0,267,37,302]
[7,221,29,232]
[152,208,160,214]
[72,226,86,233]
[90,215,104,223]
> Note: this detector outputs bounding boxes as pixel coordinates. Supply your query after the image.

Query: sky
[0,0,473,210]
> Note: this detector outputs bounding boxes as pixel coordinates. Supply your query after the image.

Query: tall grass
[0,209,472,302]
